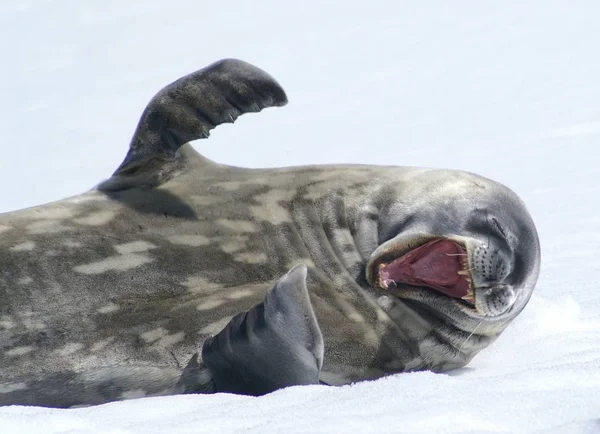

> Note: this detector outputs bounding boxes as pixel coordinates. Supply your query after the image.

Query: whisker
[445,253,468,256]
[485,210,492,249]
[458,315,487,353]
[458,266,476,273]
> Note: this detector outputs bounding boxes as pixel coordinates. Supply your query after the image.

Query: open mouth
[372,239,476,308]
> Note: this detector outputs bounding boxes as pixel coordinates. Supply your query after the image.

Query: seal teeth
[378,263,389,289]
[461,278,476,306]
[459,258,476,306]
[462,294,475,304]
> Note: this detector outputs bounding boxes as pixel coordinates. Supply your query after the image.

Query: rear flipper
[176,265,324,396]
[98,58,287,191]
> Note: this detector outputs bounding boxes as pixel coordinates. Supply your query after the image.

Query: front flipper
[99,58,287,191]
[177,265,324,396]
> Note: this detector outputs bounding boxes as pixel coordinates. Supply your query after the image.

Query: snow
[1,1,599,433]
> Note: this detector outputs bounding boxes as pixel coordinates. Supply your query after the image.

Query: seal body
[0,60,541,407]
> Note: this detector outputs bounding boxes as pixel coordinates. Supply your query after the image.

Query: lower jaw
[380,284,480,316]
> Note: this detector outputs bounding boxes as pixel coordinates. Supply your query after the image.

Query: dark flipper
[99,59,287,191]
[176,265,324,396]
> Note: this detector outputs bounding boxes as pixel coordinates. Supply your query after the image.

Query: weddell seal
[0,59,541,407]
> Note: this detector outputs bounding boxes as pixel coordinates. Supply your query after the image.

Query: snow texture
[1,1,599,433]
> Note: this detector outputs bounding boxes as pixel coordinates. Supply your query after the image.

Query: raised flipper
[99,59,287,191]
[176,265,324,396]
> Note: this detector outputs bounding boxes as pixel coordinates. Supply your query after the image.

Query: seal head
[364,170,540,336]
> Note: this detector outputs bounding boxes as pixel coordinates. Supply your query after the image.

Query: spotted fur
[0,59,540,407]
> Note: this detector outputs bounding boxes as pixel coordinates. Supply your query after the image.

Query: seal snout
[470,243,512,289]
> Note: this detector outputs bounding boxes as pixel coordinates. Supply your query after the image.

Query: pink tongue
[379,239,470,298]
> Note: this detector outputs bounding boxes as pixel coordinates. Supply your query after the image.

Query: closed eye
[491,217,507,239]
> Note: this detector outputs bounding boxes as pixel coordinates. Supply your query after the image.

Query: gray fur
[0,59,541,407]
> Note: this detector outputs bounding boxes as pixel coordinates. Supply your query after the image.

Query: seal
[0,59,541,407]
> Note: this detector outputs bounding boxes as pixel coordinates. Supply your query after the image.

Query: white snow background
[1,1,599,433]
